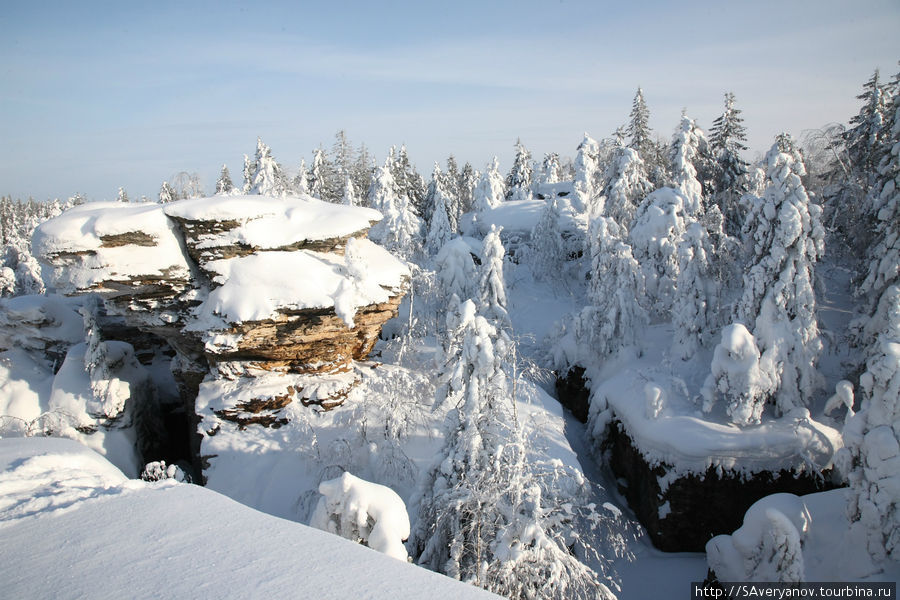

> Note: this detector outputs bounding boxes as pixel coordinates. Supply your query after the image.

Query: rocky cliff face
[604,420,836,552]
[33,195,409,478]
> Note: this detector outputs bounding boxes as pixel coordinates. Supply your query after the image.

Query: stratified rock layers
[34,195,409,422]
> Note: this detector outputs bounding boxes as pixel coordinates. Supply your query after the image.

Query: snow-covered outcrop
[31,196,409,479]
[34,195,408,391]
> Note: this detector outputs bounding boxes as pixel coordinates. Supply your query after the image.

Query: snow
[591,362,842,476]
[474,199,545,236]
[707,489,900,583]
[311,471,411,561]
[162,194,382,249]
[194,238,408,326]
[0,437,498,600]
[31,201,190,295]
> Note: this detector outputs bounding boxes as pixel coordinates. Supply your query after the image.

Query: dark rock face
[555,366,591,423]
[605,420,835,552]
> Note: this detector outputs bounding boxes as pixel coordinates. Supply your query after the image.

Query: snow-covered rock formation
[31,195,409,477]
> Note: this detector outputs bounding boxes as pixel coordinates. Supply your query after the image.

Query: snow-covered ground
[0,437,498,600]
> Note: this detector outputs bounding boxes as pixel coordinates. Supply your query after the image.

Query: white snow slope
[0,437,497,600]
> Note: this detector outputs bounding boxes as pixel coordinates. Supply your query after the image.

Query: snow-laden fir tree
[538,153,561,185]
[458,162,478,215]
[241,154,254,194]
[573,133,601,215]
[845,70,892,183]
[710,92,750,235]
[473,157,505,213]
[629,187,688,315]
[670,114,713,217]
[601,143,653,231]
[249,138,288,197]
[215,164,234,195]
[627,88,654,164]
[341,175,358,207]
[838,284,900,562]
[580,216,648,356]
[672,222,718,360]
[478,225,510,329]
[368,161,423,259]
[331,130,354,188]
[0,244,44,297]
[309,147,335,202]
[425,164,454,255]
[859,96,899,309]
[700,323,776,426]
[505,139,533,202]
[435,237,477,305]
[827,70,893,256]
[158,181,177,203]
[411,299,614,600]
[735,135,825,414]
[443,156,464,233]
[391,145,428,219]
[116,187,128,203]
[352,142,374,200]
[530,197,568,284]
[293,158,309,195]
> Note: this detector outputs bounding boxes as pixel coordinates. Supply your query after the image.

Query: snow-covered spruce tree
[859,99,899,310]
[435,237,477,305]
[443,156,464,233]
[827,70,893,256]
[352,142,375,201]
[735,135,825,414]
[601,143,653,231]
[505,139,533,202]
[838,284,900,563]
[670,114,714,217]
[478,225,510,329]
[250,138,288,197]
[473,157,505,213]
[368,162,422,260]
[412,299,613,600]
[391,145,428,219]
[158,181,177,204]
[710,92,750,235]
[700,323,777,426]
[425,166,454,256]
[629,187,688,316]
[627,87,654,164]
[458,162,478,215]
[672,222,718,360]
[530,197,568,284]
[215,164,234,195]
[341,175,358,207]
[573,133,601,215]
[293,158,309,195]
[241,154,254,194]
[331,130,354,188]
[0,243,44,297]
[116,187,129,203]
[309,147,336,202]
[538,152,561,185]
[580,216,648,356]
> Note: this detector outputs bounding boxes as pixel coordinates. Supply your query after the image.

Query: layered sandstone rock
[33,195,409,414]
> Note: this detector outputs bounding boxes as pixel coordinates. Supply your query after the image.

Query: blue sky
[1,0,898,200]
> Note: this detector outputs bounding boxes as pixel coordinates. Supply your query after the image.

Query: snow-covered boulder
[310,471,410,561]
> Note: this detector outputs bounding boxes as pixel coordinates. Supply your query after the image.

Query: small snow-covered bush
[707,493,809,583]
[310,471,410,561]
[701,323,776,426]
[141,461,190,483]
